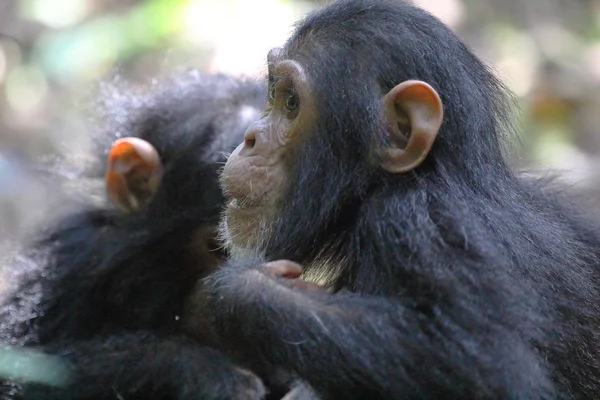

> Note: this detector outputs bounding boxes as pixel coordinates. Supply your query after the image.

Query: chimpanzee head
[219,0,512,265]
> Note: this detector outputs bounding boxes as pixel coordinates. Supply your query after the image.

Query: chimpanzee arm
[206,261,554,400]
[22,333,266,400]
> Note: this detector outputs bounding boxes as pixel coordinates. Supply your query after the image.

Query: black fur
[207,1,600,399]
[0,71,267,399]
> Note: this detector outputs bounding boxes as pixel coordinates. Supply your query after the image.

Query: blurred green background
[1,0,600,238]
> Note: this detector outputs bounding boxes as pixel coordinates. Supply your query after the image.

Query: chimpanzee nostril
[244,130,256,149]
[245,137,256,148]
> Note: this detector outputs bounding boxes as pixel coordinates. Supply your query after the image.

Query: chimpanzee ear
[379,80,443,173]
[105,137,164,213]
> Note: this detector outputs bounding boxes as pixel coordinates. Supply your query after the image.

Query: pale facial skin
[219,53,317,259]
[217,49,444,289]
[220,48,443,272]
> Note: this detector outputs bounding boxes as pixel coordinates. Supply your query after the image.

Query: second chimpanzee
[0,71,270,399]
[205,0,600,399]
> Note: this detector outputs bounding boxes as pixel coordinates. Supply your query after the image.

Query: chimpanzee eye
[285,91,299,112]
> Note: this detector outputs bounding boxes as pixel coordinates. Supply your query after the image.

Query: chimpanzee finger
[263,261,326,292]
[263,260,303,279]
[286,279,326,293]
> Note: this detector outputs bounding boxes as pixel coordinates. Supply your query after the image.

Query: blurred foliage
[0,0,599,233]
[0,345,70,387]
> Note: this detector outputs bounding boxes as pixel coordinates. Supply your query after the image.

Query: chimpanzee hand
[183,258,325,352]
[202,259,326,302]
[216,366,268,400]
[198,260,323,400]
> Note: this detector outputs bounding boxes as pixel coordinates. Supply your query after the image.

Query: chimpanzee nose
[243,129,256,149]
[237,123,260,157]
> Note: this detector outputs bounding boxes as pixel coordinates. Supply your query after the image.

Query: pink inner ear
[264,260,303,279]
[105,138,163,213]
[112,158,133,174]
[108,139,163,176]
[111,136,159,158]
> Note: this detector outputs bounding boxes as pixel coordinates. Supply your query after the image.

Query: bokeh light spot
[5,66,49,114]
[21,0,90,29]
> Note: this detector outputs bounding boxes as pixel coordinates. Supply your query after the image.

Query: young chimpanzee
[0,71,270,399]
[205,0,600,398]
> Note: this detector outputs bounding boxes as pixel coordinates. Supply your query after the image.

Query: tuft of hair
[91,70,265,175]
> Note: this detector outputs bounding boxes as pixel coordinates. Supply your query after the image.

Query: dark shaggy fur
[206,1,600,399]
[0,71,267,399]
